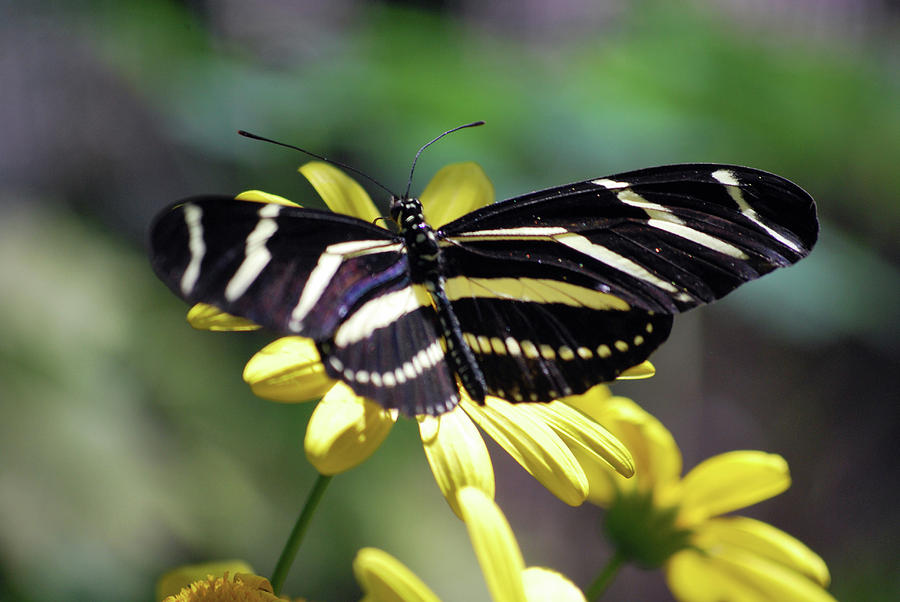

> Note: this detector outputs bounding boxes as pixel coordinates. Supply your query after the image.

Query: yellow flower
[191,161,638,516]
[568,392,835,602]
[354,486,586,602]
[156,561,299,601]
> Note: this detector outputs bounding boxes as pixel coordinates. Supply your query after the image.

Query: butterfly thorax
[392,196,443,287]
[390,195,488,403]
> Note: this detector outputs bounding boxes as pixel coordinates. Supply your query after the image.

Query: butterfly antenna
[238,130,397,198]
[404,121,485,199]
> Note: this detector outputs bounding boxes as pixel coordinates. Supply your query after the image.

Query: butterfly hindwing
[319,279,459,415]
[453,291,673,402]
[439,250,673,401]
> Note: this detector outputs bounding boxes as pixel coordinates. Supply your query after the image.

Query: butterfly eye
[389,197,403,222]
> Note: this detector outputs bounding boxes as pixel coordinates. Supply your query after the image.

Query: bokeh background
[1,1,898,600]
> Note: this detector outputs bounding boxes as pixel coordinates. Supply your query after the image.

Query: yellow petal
[695,517,830,587]
[566,391,682,503]
[235,190,300,206]
[242,337,334,402]
[521,567,587,602]
[156,560,254,601]
[462,397,588,506]
[666,547,836,602]
[615,360,655,380]
[419,162,494,227]
[570,446,619,508]
[186,302,261,331]
[298,161,382,223]
[304,383,396,474]
[667,549,759,602]
[517,401,634,477]
[419,407,495,519]
[678,451,790,525]
[353,548,441,602]
[457,487,527,602]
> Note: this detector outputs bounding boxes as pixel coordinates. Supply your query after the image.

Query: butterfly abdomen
[395,196,488,403]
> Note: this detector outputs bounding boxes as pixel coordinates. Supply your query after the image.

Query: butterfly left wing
[150,196,460,414]
[318,278,460,415]
[150,196,403,334]
[436,164,817,402]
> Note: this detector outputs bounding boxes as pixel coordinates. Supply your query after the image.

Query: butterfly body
[150,163,817,416]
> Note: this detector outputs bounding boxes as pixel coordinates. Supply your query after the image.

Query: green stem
[270,473,333,596]
[586,551,625,601]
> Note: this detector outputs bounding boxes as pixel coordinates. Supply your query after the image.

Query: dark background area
[1,1,897,600]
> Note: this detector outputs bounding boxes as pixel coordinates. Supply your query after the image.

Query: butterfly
[150,127,817,416]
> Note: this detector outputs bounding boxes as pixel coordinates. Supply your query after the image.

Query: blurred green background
[1,1,898,600]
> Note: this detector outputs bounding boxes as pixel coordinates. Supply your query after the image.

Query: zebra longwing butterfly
[150,134,817,416]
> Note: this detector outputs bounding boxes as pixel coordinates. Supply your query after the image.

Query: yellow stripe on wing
[444,276,630,311]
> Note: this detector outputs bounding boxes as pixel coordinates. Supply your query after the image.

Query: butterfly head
[390,196,426,230]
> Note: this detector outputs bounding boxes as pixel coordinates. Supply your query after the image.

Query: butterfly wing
[442,267,674,401]
[150,196,403,334]
[439,164,817,314]
[437,164,816,401]
[150,196,459,413]
[318,278,459,415]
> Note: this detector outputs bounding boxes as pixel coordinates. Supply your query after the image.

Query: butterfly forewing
[150,197,401,334]
[439,164,817,314]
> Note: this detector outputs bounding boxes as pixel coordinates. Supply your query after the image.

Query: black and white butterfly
[150,129,817,416]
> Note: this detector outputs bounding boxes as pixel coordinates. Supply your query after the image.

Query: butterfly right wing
[439,164,817,314]
[435,164,816,403]
[438,250,674,402]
